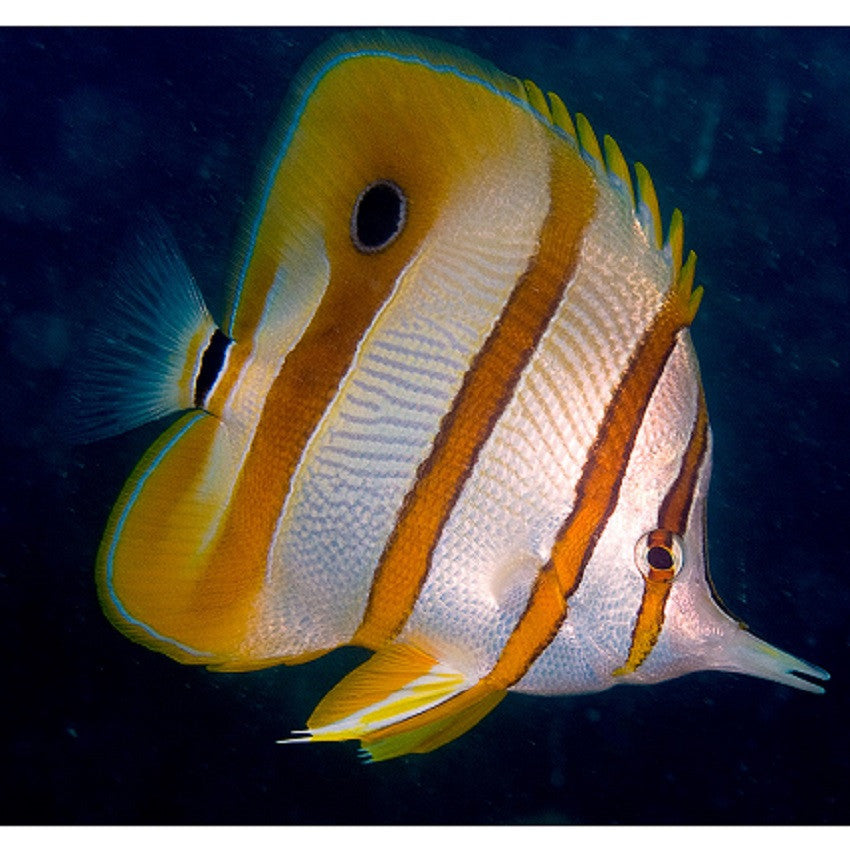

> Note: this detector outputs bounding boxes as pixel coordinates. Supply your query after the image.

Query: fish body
[74,32,827,760]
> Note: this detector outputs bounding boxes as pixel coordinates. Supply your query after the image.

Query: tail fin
[65,217,218,442]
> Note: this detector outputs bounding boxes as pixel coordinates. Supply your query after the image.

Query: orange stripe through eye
[353,141,598,650]
[356,243,704,753]
[613,383,710,676]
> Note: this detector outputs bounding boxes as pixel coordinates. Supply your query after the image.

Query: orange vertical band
[353,142,597,649]
[485,256,702,688]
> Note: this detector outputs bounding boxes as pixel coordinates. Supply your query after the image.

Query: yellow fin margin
[96,412,242,665]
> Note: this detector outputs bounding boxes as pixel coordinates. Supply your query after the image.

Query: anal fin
[281,643,505,761]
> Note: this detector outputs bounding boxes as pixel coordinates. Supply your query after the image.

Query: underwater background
[1,26,848,825]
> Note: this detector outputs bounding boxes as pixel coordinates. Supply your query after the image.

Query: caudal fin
[65,218,219,442]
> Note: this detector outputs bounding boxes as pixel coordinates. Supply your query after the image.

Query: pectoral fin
[281,643,505,761]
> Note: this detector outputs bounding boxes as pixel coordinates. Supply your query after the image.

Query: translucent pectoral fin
[711,626,830,694]
[280,643,505,762]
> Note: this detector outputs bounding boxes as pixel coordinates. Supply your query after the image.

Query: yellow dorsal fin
[667,207,685,281]
[547,91,577,140]
[542,103,690,283]
[575,112,604,167]
[602,134,635,208]
[634,161,663,250]
[675,249,702,322]
[522,78,551,120]
[281,643,506,761]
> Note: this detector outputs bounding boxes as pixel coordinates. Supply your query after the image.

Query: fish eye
[350,179,407,253]
[634,529,684,581]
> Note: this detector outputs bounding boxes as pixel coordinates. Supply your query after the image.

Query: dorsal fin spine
[602,134,635,209]
[522,78,551,120]
[634,161,663,250]
[676,250,702,321]
[667,207,685,282]
[524,77,694,297]
[575,112,604,169]
[546,91,577,141]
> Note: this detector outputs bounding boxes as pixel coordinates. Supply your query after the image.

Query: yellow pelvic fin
[307,643,448,731]
[362,688,506,763]
[281,643,506,761]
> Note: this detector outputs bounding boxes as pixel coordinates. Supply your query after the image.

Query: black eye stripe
[351,180,407,253]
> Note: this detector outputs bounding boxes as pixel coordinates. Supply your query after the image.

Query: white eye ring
[634,529,685,580]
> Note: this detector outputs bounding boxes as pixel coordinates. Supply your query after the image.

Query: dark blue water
[2,27,848,825]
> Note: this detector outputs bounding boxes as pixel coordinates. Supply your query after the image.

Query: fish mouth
[706,625,829,694]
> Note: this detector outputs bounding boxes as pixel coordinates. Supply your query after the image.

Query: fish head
[628,515,831,696]
[607,373,829,695]
[544,323,829,697]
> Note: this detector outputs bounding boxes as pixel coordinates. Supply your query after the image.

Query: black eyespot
[194,328,232,409]
[351,180,407,253]
[634,529,684,580]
